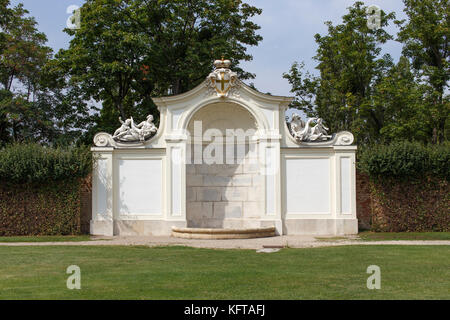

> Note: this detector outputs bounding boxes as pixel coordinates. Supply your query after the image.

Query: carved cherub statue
[113,117,132,140]
[309,118,332,141]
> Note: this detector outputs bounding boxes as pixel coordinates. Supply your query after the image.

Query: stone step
[171,226,276,240]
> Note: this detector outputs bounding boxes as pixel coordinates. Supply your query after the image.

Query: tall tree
[396,0,449,143]
[0,1,88,145]
[284,1,395,144]
[0,1,52,143]
[373,56,431,143]
[57,0,263,139]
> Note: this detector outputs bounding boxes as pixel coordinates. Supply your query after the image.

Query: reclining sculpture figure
[290,113,332,142]
[112,114,157,142]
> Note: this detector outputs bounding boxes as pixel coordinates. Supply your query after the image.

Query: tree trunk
[117,100,126,120]
[172,79,182,95]
[432,127,438,145]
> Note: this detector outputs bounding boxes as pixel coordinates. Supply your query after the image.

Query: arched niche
[185,102,264,228]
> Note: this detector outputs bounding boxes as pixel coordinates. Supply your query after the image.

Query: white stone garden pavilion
[91,59,358,238]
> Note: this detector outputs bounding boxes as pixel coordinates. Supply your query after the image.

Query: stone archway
[185,102,263,228]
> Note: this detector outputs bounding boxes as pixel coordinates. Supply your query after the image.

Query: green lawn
[0,235,93,243]
[358,232,450,241]
[0,245,448,299]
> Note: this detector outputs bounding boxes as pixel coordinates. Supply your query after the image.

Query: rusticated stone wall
[186,147,264,228]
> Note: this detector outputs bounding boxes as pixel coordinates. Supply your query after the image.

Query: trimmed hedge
[367,176,449,232]
[358,141,450,180]
[0,144,92,236]
[357,142,449,232]
[0,143,92,184]
[0,181,84,236]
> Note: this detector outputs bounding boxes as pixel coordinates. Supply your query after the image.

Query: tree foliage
[0,0,90,145]
[396,0,449,143]
[0,143,92,183]
[372,57,431,143]
[284,2,395,144]
[284,0,449,146]
[0,0,447,148]
[55,0,263,141]
[358,141,449,179]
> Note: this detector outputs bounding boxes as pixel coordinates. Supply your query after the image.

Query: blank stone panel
[265,147,277,216]
[171,148,182,216]
[94,159,108,217]
[118,159,162,215]
[340,157,351,214]
[285,158,330,214]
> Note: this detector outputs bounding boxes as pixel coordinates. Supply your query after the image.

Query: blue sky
[11,0,407,97]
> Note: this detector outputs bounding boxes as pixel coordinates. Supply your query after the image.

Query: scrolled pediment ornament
[205,58,240,98]
[334,131,354,145]
[93,132,113,147]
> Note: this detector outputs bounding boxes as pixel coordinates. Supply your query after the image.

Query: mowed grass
[358,232,450,241]
[0,245,448,300]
